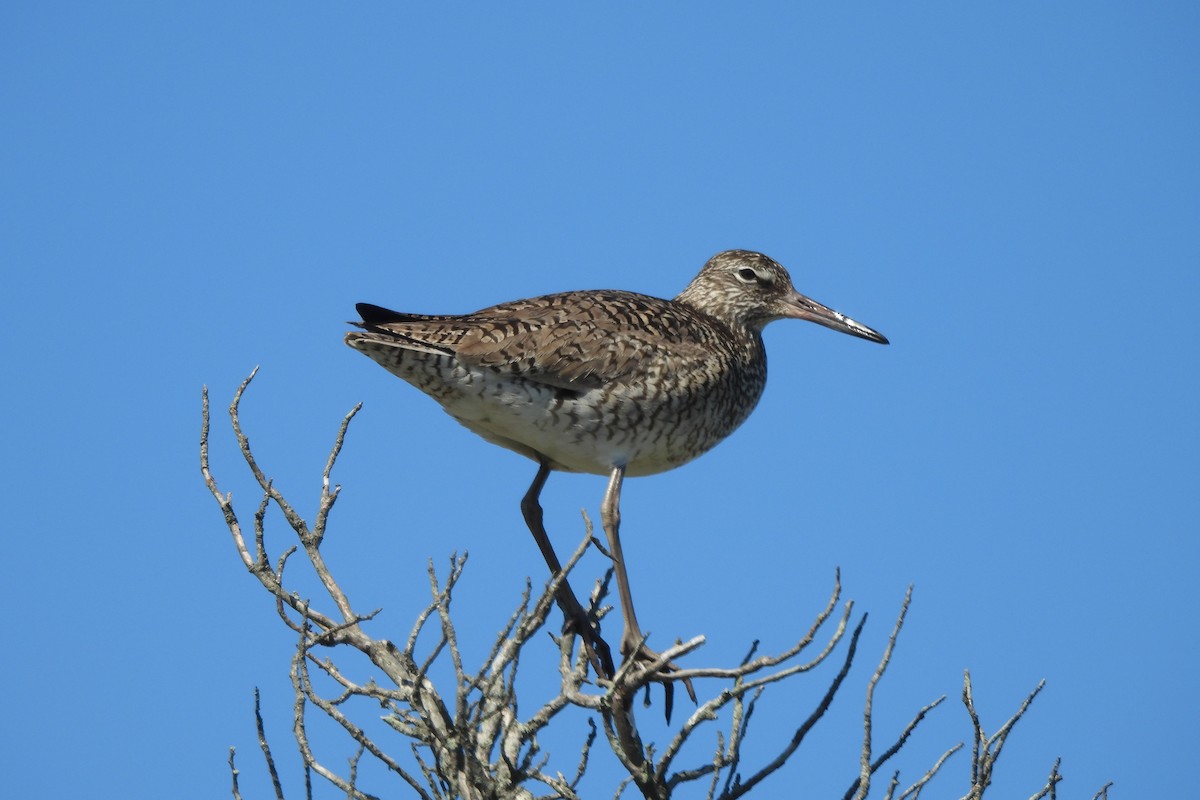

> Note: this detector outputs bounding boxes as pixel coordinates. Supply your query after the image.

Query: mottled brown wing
[353,303,474,351]
[452,290,717,391]
[356,292,717,392]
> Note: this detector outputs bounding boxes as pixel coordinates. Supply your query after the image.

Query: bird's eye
[736,267,774,287]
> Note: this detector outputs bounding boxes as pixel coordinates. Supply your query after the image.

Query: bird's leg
[600,465,697,712]
[599,464,643,653]
[520,460,615,679]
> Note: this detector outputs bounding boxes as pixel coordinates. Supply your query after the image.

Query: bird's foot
[560,606,616,681]
[617,635,698,723]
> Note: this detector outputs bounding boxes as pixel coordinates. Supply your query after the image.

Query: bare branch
[203,373,1095,800]
[899,744,964,799]
[959,672,1048,800]
[253,687,286,800]
[312,402,361,547]
[289,626,383,800]
[293,622,434,800]
[657,580,853,787]
[852,587,912,799]
[1027,758,1062,800]
[229,748,242,800]
[841,587,952,800]
[672,569,845,683]
[720,611,868,799]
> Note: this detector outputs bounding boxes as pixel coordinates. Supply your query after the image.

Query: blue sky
[2,3,1196,798]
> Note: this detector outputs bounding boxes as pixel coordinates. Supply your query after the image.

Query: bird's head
[677,250,889,344]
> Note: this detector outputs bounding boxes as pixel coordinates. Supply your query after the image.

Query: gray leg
[521,460,614,678]
[600,464,644,656]
[601,464,696,716]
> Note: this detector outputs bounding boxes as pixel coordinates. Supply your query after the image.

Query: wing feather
[353,291,722,391]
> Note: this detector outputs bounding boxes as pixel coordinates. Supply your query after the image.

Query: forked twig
[204,372,1088,799]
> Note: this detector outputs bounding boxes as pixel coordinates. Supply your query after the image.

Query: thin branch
[657,584,853,785]
[229,748,242,800]
[254,687,286,800]
[672,569,844,682]
[720,611,868,799]
[846,587,921,800]
[225,369,314,544]
[312,403,361,547]
[204,374,1092,800]
[293,626,434,800]
[1027,758,1062,800]
[959,672,1048,800]
[858,589,904,797]
[899,744,963,800]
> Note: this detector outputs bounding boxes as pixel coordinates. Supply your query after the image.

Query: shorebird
[346,249,888,689]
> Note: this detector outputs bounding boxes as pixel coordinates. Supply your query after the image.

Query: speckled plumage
[345,250,885,477]
[345,249,888,683]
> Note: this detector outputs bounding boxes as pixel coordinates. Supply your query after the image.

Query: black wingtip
[355,302,395,324]
[353,302,426,329]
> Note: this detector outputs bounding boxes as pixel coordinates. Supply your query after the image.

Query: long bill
[784,291,889,344]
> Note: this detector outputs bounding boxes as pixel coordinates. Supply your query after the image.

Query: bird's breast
[350,332,768,476]
[449,357,765,477]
